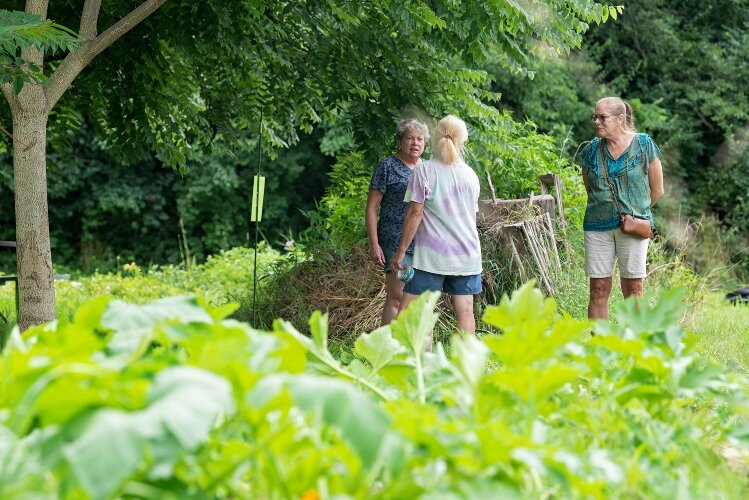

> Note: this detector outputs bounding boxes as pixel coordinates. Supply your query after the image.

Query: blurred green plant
[1,282,747,497]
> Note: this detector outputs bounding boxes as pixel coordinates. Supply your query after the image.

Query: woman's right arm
[365,189,385,265]
[648,158,664,206]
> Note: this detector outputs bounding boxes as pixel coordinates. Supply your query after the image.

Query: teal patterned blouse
[579,133,662,231]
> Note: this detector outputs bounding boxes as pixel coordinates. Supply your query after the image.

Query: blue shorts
[404,268,482,296]
[383,248,413,274]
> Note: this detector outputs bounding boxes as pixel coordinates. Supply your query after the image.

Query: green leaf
[101,296,213,355]
[451,333,489,388]
[609,288,686,335]
[62,367,233,499]
[483,283,588,366]
[0,425,56,497]
[354,325,406,373]
[274,317,390,400]
[389,291,440,354]
[287,374,402,470]
[63,409,147,499]
[489,363,583,402]
[11,75,22,94]
[72,295,112,330]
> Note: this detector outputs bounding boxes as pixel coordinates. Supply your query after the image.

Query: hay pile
[260,242,462,339]
[259,198,560,338]
[259,243,385,337]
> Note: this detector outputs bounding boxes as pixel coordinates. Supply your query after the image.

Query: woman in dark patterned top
[580,97,664,319]
[366,118,429,325]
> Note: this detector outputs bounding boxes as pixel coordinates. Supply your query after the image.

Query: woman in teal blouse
[579,97,665,319]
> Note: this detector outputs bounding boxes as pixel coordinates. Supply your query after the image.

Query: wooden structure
[478,173,564,295]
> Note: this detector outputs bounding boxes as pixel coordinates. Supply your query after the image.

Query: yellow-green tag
[251,175,266,222]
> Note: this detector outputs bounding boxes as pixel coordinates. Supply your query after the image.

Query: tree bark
[10,83,55,331]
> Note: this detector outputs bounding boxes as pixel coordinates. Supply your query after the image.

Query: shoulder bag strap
[599,139,624,216]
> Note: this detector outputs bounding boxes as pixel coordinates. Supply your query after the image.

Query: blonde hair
[597,97,636,132]
[433,115,468,164]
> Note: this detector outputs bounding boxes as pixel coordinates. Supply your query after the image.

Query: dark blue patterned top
[369,156,418,254]
[580,133,662,231]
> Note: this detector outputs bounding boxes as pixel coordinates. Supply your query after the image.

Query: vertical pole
[252,110,263,329]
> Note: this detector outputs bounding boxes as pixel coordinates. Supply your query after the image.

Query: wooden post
[538,173,566,229]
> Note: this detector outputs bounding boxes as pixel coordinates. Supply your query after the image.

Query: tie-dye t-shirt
[404,159,482,275]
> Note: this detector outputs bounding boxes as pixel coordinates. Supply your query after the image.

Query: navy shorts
[383,248,413,274]
[404,268,482,295]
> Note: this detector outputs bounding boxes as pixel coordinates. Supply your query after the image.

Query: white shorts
[584,229,649,279]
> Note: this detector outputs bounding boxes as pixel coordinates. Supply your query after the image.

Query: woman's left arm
[648,158,664,207]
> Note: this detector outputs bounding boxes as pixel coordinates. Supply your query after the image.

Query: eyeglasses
[591,114,619,123]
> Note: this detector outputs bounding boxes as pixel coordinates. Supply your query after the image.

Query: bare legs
[450,294,475,334]
[381,271,406,325]
[588,276,645,320]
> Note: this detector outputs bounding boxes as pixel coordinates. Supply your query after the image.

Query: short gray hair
[395,118,430,142]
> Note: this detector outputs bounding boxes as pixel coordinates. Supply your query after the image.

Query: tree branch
[45,0,167,111]
[79,0,102,41]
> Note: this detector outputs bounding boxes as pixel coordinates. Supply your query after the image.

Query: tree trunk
[11,83,55,331]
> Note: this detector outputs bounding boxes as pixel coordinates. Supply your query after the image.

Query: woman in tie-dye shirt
[391,115,482,346]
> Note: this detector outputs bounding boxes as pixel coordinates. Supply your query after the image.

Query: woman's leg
[584,230,616,320]
[382,271,405,325]
[451,294,475,334]
[588,277,613,319]
[620,277,644,298]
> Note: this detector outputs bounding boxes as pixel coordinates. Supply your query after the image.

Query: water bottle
[396,265,414,283]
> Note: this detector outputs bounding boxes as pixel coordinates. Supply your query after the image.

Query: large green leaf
[354,325,406,373]
[250,374,403,472]
[389,291,440,355]
[450,333,489,389]
[483,283,587,366]
[0,425,55,499]
[62,367,233,499]
[274,315,390,400]
[101,296,213,355]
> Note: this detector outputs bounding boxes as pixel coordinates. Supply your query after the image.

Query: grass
[687,293,749,375]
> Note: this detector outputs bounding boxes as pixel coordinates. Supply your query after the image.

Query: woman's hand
[370,243,385,266]
[390,249,405,274]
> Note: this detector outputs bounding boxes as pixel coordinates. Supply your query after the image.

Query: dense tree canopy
[2,0,615,327]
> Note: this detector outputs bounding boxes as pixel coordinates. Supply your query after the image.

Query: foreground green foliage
[1,283,746,498]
